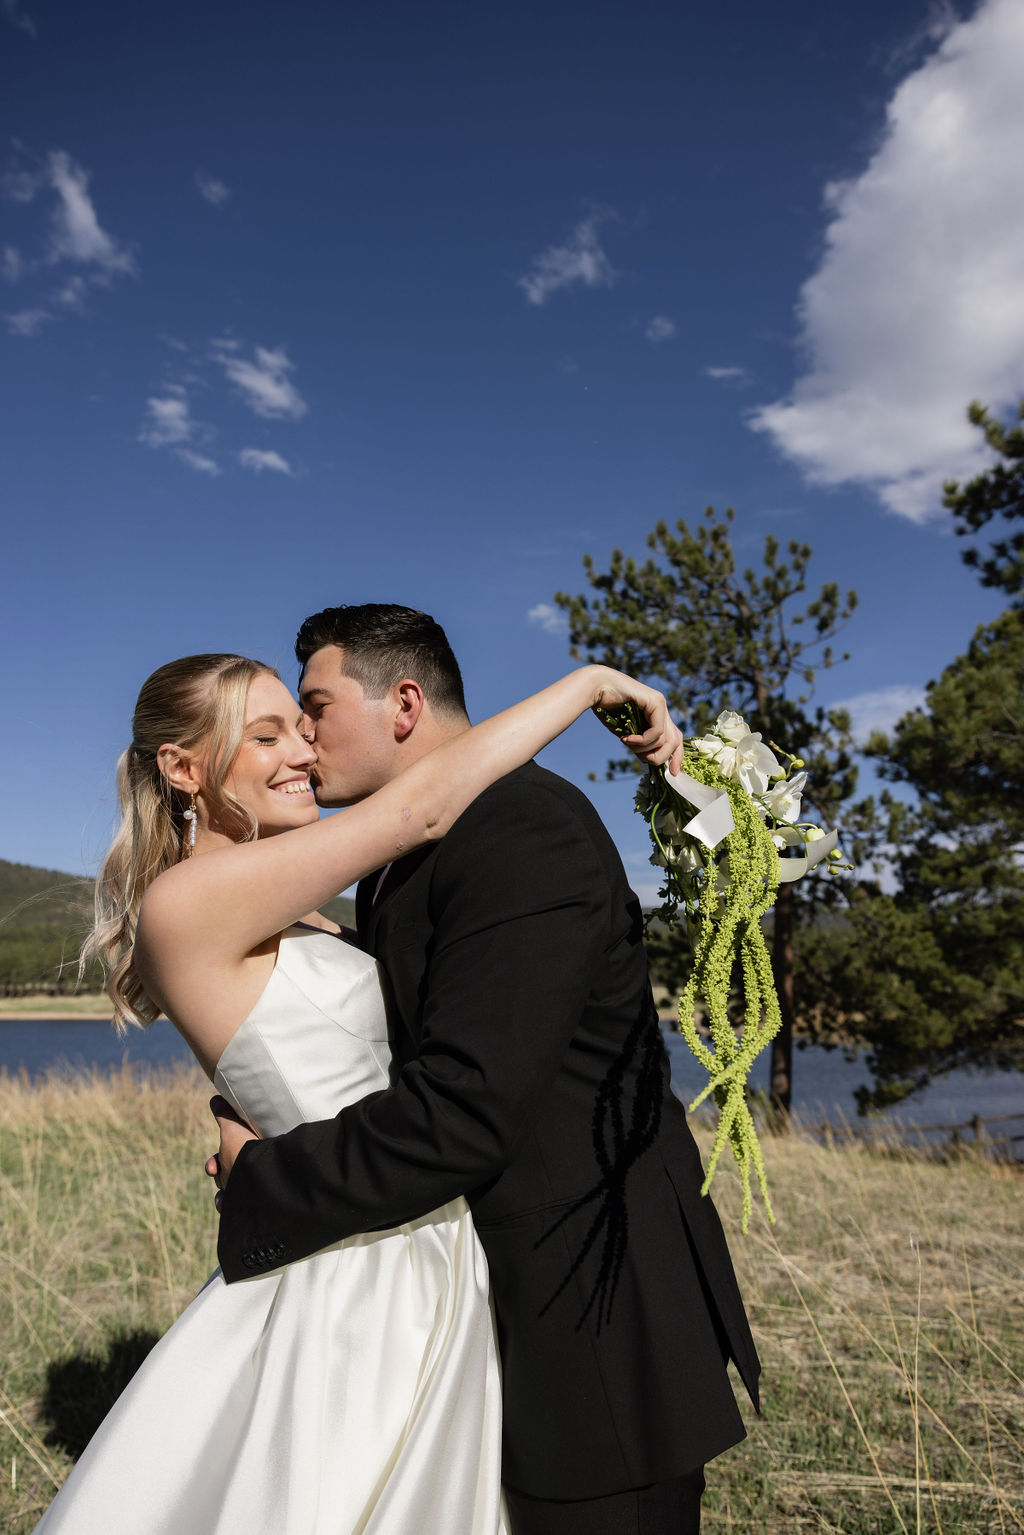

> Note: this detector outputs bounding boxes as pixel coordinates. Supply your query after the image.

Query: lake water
[2,1016,1021,1153]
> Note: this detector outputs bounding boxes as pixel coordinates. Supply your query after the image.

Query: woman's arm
[138,665,680,971]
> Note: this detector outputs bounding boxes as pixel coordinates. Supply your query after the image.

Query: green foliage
[0,859,101,994]
[944,398,1024,601]
[318,893,358,931]
[798,609,1024,1108]
[557,506,859,750]
[0,857,357,996]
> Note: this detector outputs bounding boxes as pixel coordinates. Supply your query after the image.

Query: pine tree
[799,609,1024,1106]
[945,399,1024,601]
[554,507,858,1120]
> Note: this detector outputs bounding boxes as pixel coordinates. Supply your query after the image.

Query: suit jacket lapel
[363,846,434,954]
[355,871,380,946]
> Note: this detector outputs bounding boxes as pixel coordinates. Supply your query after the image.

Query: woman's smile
[270,776,314,796]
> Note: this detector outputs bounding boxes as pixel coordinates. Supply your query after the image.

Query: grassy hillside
[0,858,356,996]
[0,859,97,994]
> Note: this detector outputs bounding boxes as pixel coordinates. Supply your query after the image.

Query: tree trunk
[769,881,795,1129]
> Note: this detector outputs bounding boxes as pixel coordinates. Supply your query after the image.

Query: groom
[212,603,759,1533]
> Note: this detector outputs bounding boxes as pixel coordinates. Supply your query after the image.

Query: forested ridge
[0,859,357,995]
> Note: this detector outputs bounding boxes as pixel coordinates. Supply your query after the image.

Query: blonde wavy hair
[83,654,279,1032]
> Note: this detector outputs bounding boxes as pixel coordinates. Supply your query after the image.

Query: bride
[34,652,680,1534]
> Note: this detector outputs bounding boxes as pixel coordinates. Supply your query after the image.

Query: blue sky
[2,0,1020,897]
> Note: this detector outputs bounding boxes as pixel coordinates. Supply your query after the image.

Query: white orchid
[693,715,782,796]
[758,769,808,824]
[731,733,781,795]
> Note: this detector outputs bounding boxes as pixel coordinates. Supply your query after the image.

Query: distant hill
[0,859,97,994]
[0,858,356,996]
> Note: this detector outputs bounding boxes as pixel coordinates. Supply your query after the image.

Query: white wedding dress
[35,926,508,1534]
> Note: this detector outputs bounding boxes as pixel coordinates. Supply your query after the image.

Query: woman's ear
[156,744,202,795]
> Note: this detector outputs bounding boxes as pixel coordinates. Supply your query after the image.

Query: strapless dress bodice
[213,925,392,1139]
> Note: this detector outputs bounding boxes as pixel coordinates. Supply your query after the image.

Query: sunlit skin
[217,674,321,841]
[146,675,329,1190]
[299,645,466,808]
[157,673,323,857]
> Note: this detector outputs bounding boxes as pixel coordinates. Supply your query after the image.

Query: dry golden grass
[705,1123,1024,1532]
[0,995,114,1018]
[0,1063,216,1531]
[1,1067,1021,1533]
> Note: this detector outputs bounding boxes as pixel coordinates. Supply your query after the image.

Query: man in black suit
[213,603,759,1533]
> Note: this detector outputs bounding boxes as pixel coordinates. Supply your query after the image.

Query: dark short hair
[295,604,468,718]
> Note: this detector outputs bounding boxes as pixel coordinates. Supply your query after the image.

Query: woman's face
[221,673,320,837]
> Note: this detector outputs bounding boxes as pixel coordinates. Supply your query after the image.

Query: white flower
[651,806,705,872]
[713,710,750,743]
[771,821,826,850]
[692,732,730,765]
[731,733,781,795]
[651,839,704,873]
[692,729,780,793]
[759,770,808,824]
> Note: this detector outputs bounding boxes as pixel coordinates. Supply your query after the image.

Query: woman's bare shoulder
[136,861,209,960]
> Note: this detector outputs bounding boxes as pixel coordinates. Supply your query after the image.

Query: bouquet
[607,706,842,1230]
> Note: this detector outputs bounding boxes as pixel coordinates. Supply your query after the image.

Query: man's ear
[156,744,202,795]
[392,679,425,742]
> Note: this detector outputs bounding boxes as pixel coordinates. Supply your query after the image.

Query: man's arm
[216,775,606,1282]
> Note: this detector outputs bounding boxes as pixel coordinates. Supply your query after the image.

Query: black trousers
[504,1467,706,1535]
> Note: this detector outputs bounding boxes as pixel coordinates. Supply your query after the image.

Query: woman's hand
[590,668,684,773]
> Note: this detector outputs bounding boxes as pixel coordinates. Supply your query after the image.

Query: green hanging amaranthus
[646,747,780,1231]
[600,703,844,1232]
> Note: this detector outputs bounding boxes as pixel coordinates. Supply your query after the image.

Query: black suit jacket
[219,764,759,1499]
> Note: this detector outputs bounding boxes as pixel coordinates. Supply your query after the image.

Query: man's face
[299,645,398,806]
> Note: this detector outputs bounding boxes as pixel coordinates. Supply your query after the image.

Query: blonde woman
[34,653,680,1535]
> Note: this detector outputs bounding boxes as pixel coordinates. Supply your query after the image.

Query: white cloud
[177,448,221,477]
[705,365,750,383]
[832,684,928,744]
[527,602,568,636]
[46,151,135,276]
[138,388,195,449]
[239,448,293,475]
[52,274,87,309]
[750,0,1024,522]
[646,315,676,343]
[3,164,42,203]
[196,171,231,207]
[211,339,308,419]
[138,391,221,474]
[517,215,617,307]
[3,0,36,37]
[1,153,133,333]
[6,306,49,336]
